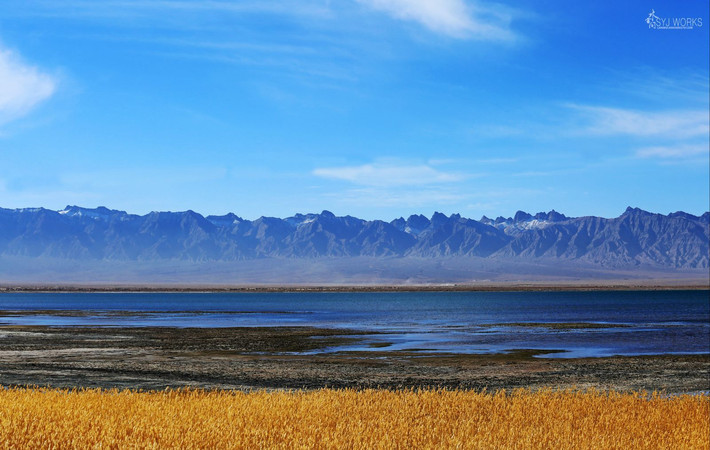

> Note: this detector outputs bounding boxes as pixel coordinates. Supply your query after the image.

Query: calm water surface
[0,291,708,358]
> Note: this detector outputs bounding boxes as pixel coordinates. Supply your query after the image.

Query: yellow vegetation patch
[0,387,708,449]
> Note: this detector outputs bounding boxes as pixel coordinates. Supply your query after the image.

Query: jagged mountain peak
[58,205,128,221]
[147,209,201,219]
[390,217,406,230]
[0,205,707,269]
[402,214,430,236]
[668,211,699,221]
[406,214,429,225]
[513,211,532,222]
[206,213,243,227]
[532,210,567,222]
[285,213,318,227]
[623,206,654,216]
[430,212,450,228]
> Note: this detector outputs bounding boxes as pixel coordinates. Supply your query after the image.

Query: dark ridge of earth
[1,280,709,293]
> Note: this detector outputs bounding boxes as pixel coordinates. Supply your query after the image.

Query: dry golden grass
[0,387,707,449]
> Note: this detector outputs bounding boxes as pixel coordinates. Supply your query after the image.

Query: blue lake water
[0,290,708,358]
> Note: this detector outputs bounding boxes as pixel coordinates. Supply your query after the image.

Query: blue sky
[0,0,707,220]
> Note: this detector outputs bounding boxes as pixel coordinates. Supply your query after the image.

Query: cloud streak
[356,0,517,40]
[569,104,708,139]
[313,162,464,187]
[635,144,708,159]
[0,46,56,126]
[25,0,519,41]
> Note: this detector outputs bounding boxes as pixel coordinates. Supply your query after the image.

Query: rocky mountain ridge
[0,206,708,269]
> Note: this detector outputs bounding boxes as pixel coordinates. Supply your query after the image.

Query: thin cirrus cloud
[12,0,517,41]
[53,0,518,41]
[635,144,708,159]
[355,0,517,40]
[0,45,56,126]
[312,163,464,187]
[569,104,708,139]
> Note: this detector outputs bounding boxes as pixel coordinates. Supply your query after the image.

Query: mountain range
[0,206,708,273]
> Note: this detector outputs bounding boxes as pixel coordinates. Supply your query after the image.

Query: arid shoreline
[1,281,708,293]
[2,286,707,393]
[1,325,708,393]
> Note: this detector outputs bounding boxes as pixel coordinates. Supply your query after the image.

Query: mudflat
[1,282,709,292]
[0,325,707,393]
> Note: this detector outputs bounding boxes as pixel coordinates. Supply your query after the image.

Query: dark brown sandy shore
[1,326,708,394]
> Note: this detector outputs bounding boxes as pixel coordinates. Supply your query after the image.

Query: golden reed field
[0,387,708,449]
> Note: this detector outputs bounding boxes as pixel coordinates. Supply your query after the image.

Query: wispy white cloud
[568,104,708,139]
[9,1,363,87]
[312,159,473,208]
[356,0,517,40]
[20,0,521,41]
[600,68,709,105]
[635,144,708,159]
[565,100,709,163]
[313,162,464,187]
[0,46,56,126]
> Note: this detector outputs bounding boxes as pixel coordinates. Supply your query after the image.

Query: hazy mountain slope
[0,206,707,271]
